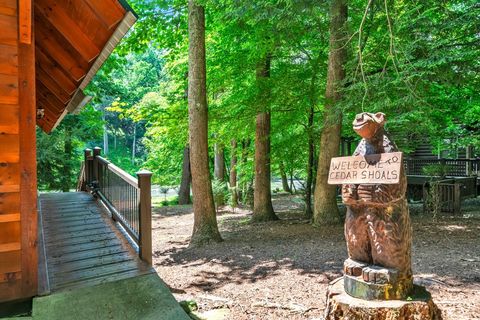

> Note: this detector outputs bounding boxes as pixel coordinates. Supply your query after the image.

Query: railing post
[137,170,152,265]
[93,147,102,184]
[84,149,92,184]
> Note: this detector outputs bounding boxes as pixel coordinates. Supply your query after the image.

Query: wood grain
[18,0,32,44]
[0,74,19,105]
[0,14,17,46]
[0,104,19,134]
[0,0,17,16]
[19,20,38,298]
[0,44,18,76]
[39,192,152,293]
[35,0,100,62]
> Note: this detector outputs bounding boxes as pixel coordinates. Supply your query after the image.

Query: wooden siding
[0,0,37,302]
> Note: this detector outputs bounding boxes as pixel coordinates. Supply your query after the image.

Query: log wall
[0,0,37,302]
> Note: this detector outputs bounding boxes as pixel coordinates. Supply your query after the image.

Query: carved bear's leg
[366,201,413,289]
[345,206,372,266]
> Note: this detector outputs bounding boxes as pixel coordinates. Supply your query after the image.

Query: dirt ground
[151,195,480,320]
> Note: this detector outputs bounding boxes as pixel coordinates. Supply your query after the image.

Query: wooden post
[84,149,92,185]
[137,170,152,265]
[453,183,461,215]
[93,147,101,183]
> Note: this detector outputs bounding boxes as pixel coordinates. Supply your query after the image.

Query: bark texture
[230,139,238,207]
[188,0,222,245]
[313,0,348,226]
[252,55,278,222]
[279,162,292,193]
[178,145,192,205]
[214,143,226,205]
[324,280,441,320]
[305,105,315,218]
[214,143,225,181]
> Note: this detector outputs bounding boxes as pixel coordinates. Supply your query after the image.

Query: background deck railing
[404,158,480,177]
[422,177,477,215]
[81,147,152,265]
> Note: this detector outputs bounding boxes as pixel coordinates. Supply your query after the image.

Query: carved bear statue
[342,112,413,300]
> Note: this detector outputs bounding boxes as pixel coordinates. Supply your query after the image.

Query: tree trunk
[279,162,292,193]
[252,53,278,222]
[103,112,109,155]
[239,139,251,204]
[62,125,72,192]
[305,105,315,218]
[178,145,192,205]
[214,143,225,181]
[230,139,238,207]
[188,0,222,245]
[313,0,348,226]
[214,143,226,205]
[131,123,136,164]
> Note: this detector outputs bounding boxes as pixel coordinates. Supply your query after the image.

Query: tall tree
[178,145,192,204]
[214,143,225,181]
[229,139,238,206]
[252,54,278,222]
[188,0,222,245]
[313,0,348,226]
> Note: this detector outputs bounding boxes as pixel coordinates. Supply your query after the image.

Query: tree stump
[324,278,442,320]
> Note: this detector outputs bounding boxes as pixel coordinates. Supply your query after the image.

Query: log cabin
[0,0,138,303]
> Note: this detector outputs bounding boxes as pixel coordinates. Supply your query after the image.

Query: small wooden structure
[0,0,137,303]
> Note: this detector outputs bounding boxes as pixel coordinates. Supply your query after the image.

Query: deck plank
[38,192,152,293]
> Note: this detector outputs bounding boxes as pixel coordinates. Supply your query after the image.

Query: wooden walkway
[38,192,152,294]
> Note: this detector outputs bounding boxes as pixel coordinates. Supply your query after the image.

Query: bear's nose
[356,114,363,121]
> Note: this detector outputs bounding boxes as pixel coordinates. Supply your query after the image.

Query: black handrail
[82,147,152,265]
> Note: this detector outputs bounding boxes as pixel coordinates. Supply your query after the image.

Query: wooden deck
[38,192,152,294]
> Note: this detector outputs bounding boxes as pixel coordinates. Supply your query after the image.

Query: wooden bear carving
[342,112,413,300]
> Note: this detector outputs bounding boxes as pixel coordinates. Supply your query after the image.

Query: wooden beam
[35,15,88,82]
[35,0,100,62]
[84,0,126,29]
[36,81,66,113]
[18,15,38,297]
[36,67,72,104]
[18,0,32,44]
[36,46,77,94]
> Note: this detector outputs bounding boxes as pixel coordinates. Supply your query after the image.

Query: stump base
[324,278,442,320]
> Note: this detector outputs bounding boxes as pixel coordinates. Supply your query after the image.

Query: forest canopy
[37,0,480,194]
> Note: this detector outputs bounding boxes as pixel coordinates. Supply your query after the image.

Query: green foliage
[212,179,229,207]
[422,164,449,178]
[38,0,479,198]
[37,109,103,191]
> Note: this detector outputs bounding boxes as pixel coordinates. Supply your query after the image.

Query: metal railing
[404,158,480,177]
[82,147,152,265]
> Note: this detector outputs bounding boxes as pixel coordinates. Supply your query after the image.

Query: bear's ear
[374,112,386,125]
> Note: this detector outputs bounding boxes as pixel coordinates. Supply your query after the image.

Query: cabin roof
[35,0,136,133]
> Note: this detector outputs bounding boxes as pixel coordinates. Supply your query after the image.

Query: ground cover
[151,195,480,319]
